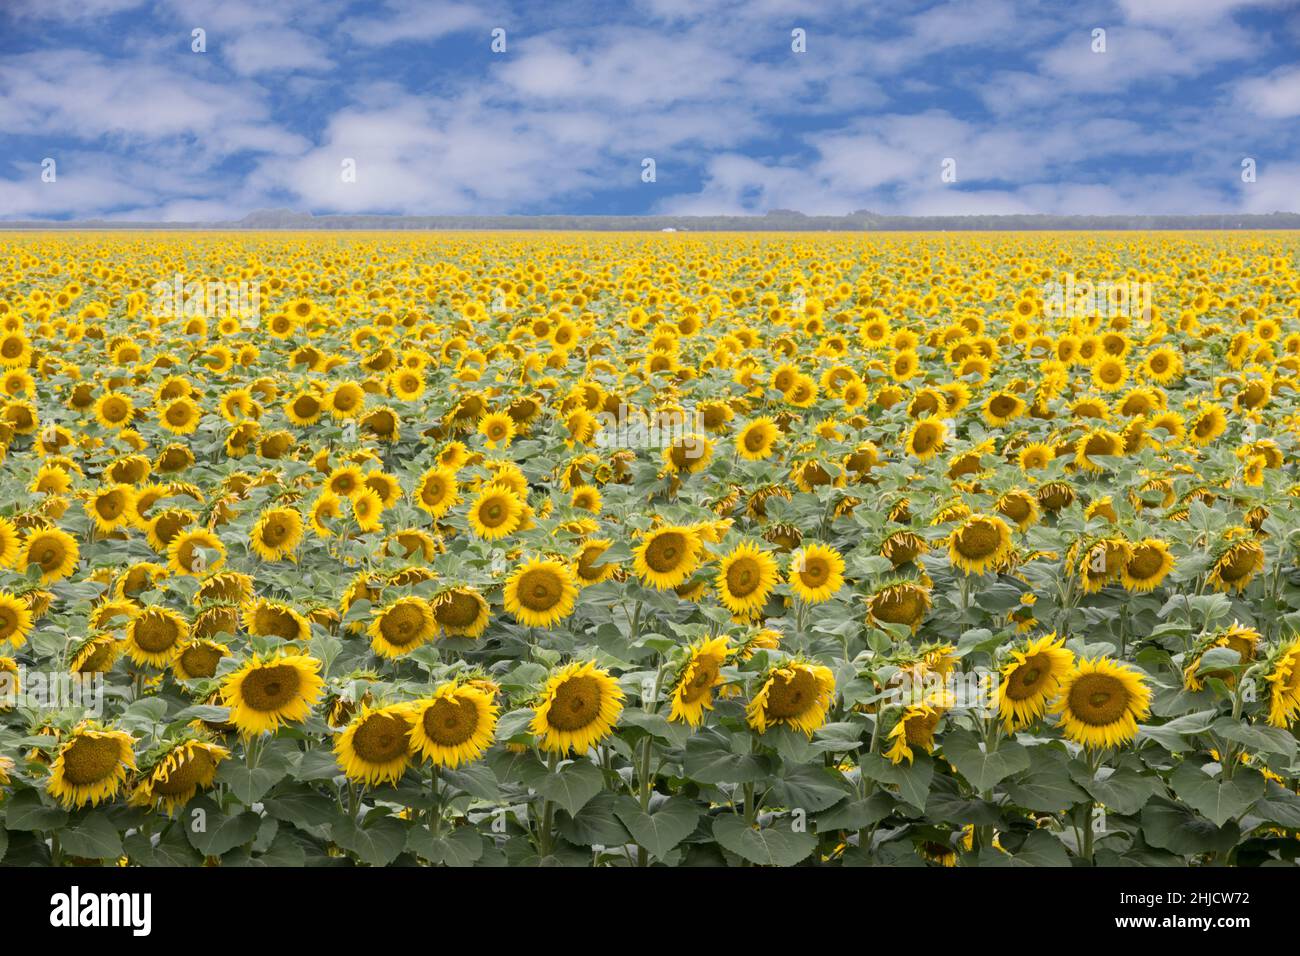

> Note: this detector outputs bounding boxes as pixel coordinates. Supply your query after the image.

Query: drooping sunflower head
[334,703,414,786]
[47,722,137,808]
[432,587,491,638]
[1264,639,1300,728]
[130,737,230,815]
[127,607,189,667]
[884,702,944,765]
[530,660,625,755]
[221,653,325,737]
[748,661,836,736]
[244,598,310,643]
[1207,536,1265,593]
[1121,538,1175,592]
[1051,657,1151,749]
[573,538,619,586]
[867,581,933,634]
[408,683,499,768]
[906,416,947,462]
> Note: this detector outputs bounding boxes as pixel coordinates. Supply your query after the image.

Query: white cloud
[223,29,332,75]
[340,0,490,47]
[1234,66,1300,119]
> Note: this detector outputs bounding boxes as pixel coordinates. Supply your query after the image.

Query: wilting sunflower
[994,633,1074,730]
[1121,538,1175,592]
[69,634,125,674]
[736,417,780,460]
[130,738,230,815]
[715,542,779,616]
[668,636,730,726]
[531,660,625,754]
[0,590,34,648]
[504,557,579,628]
[407,682,499,768]
[46,722,137,808]
[244,598,311,642]
[368,596,437,657]
[948,514,1013,575]
[467,486,524,540]
[633,525,702,589]
[1265,639,1300,728]
[250,506,304,561]
[884,702,944,765]
[1207,537,1265,593]
[747,661,836,735]
[787,543,845,604]
[167,528,226,577]
[432,587,491,638]
[221,653,325,736]
[867,581,932,633]
[1052,658,1151,749]
[573,538,619,586]
[1183,623,1258,691]
[18,527,79,583]
[126,607,189,667]
[334,703,414,786]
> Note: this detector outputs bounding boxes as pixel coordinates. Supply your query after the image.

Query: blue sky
[1,0,1298,220]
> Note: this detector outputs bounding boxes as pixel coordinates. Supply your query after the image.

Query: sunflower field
[2,230,1300,868]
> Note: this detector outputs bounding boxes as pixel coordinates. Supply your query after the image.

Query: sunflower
[1052,658,1151,749]
[309,491,342,537]
[504,557,579,628]
[221,653,325,736]
[1207,538,1265,593]
[668,636,730,726]
[250,506,303,561]
[479,411,516,448]
[334,703,414,786]
[736,417,780,460]
[994,632,1074,730]
[1183,623,1258,691]
[407,682,499,767]
[130,738,230,815]
[431,587,491,638]
[0,591,34,648]
[167,528,226,577]
[85,484,137,534]
[368,596,437,657]
[715,542,778,616]
[633,525,702,589]
[1121,538,1175,592]
[47,722,137,808]
[906,416,947,461]
[126,607,188,667]
[1018,442,1055,471]
[172,639,229,680]
[573,538,618,586]
[748,661,836,735]
[884,702,944,764]
[69,634,125,674]
[1266,639,1300,728]
[787,543,845,603]
[467,486,524,540]
[531,660,625,754]
[994,490,1039,532]
[18,526,79,583]
[244,598,310,642]
[867,581,932,633]
[350,487,385,532]
[158,396,201,435]
[92,391,134,429]
[1188,404,1227,446]
[0,516,19,567]
[947,514,1013,575]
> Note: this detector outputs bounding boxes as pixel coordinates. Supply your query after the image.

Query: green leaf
[264,784,341,829]
[615,796,701,859]
[185,800,262,857]
[406,826,484,866]
[1138,709,1218,750]
[331,814,407,866]
[3,789,68,831]
[711,814,817,867]
[58,812,123,859]
[534,759,604,817]
[1210,718,1297,759]
[124,825,203,867]
[1004,749,1089,812]
[894,754,935,812]
[1007,830,1071,866]
[217,747,292,803]
[767,763,852,813]
[941,733,1030,792]
[293,748,343,782]
[1141,798,1240,856]
[1169,763,1265,827]
[1251,782,1300,829]
[558,791,631,848]
[814,791,896,831]
[683,734,768,784]
[1070,765,1161,815]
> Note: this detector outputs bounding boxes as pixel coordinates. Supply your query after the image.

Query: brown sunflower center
[352,712,410,763]
[547,675,602,731]
[422,696,479,746]
[239,664,302,712]
[380,603,426,645]
[725,557,762,598]
[61,736,122,786]
[1006,655,1050,700]
[954,521,1001,560]
[644,532,688,573]
[435,590,482,629]
[764,668,819,719]
[135,614,181,653]
[517,569,562,611]
[179,644,223,678]
[1067,673,1130,727]
[153,749,215,795]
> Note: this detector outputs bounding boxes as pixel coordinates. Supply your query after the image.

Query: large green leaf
[615,795,700,859]
[711,814,817,867]
[941,732,1030,792]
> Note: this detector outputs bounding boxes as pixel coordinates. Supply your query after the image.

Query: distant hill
[4,209,1299,231]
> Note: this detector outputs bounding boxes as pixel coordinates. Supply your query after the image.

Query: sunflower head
[531,660,625,754]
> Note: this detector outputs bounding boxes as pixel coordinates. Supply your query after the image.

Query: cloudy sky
[1,0,1298,220]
